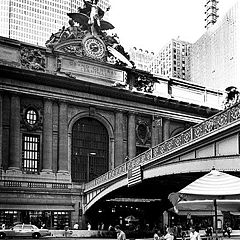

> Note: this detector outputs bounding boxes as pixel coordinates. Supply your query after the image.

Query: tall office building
[204,0,219,29]
[0,0,110,46]
[128,47,155,72]
[191,2,239,91]
[149,39,191,81]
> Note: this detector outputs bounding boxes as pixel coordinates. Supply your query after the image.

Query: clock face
[83,36,106,60]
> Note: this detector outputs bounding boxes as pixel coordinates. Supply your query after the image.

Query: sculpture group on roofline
[44,0,161,94]
[45,0,134,68]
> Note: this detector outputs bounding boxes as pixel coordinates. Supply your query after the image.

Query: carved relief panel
[135,116,151,146]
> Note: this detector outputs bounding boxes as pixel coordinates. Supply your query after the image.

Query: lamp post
[87,152,96,182]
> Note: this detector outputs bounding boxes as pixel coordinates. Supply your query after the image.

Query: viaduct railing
[85,103,240,192]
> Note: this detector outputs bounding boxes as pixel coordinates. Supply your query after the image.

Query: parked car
[0,224,51,239]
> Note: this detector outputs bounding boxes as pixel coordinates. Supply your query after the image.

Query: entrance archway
[71,117,109,183]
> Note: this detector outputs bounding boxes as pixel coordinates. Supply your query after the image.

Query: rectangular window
[22,134,40,173]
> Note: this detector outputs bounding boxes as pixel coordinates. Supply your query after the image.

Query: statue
[223,86,240,109]
[67,0,113,36]
[45,26,65,47]
[45,0,135,68]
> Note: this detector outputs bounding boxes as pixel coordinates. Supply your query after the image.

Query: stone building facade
[0,36,219,230]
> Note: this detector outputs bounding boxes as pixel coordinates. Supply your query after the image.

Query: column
[2,95,10,170]
[52,102,59,173]
[128,112,136,159]
[9,94,21,170]
[58,102,68,173]
[151,117,163,146]
[0,92,2,169]
[42,99,53,172]
[163,118,170,141]
[114,111,124,167]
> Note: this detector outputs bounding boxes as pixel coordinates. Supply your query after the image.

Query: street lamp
[87,152,96,182]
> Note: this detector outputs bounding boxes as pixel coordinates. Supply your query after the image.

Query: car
[0,224,51,239]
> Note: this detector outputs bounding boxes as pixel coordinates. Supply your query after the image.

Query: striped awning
[177,200,240,212]
[179,170,240,196]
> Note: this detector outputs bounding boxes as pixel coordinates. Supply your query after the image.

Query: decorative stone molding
[20,47,46,71]
[136,117,151,145]
[21,104,43,131]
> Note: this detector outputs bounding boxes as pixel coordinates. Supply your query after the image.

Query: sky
[108,0,238,53]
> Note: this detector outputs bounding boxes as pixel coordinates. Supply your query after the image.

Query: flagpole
[214,199,218,240]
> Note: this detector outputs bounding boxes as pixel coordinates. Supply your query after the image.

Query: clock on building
[83,36,106,60]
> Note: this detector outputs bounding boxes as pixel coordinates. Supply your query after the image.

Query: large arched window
[71,117,109,183]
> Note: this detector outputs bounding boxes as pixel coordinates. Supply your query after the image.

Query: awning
[230,212,240,216]
[177,199,240,212]
[0,204,74,211]
[179,170,240,196]
[174,210,222,216]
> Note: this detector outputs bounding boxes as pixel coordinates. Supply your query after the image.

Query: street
[6,237,240,240]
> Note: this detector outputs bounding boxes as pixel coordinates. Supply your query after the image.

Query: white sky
[108,0,238,53]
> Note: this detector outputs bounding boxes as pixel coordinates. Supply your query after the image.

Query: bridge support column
[128,112,136,159]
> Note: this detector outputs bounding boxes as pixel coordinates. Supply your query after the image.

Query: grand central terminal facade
[0,11,223,229]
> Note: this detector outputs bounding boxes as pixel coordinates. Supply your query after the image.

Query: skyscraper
[204,0,219,29]
[191,2,239,90]
[0,0,110,46]
[149,39,191,81]
[128,47,155,72]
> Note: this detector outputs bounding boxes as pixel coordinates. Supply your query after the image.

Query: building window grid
[22,134,40,174]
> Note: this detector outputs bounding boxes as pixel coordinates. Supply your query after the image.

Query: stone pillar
[0,92,2,170]
[128,112,136,159]
[52,102,59,173]
[9,94,21,170]
[42,99,53,173]
[114,111,124,167]
[151,117,163,146]
[2,95,10,170]
[163,118,170,141]
[58,102,68,173]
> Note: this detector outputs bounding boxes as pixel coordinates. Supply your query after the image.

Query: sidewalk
[44,238,240,240]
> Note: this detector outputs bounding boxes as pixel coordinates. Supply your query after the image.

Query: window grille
[22,134,40,173]
[26,109,37,125]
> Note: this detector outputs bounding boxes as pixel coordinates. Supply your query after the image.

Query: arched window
[71,117,109,183]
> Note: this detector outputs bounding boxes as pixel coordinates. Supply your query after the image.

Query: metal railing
[85,102,240,192]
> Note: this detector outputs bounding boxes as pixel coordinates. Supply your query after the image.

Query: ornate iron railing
[85,102,240,191]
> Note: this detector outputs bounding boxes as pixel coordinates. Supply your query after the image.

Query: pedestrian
[163,227,174,240]
[73,222,79,229]
[205,226,213,239]
[1,223,5,230]
[189,226,201,240]
[87,222,91,231]
[101,222,105,230]
[227,225,232,238]
[115,225,126,240]
[41,223,46,229]
[153,229,160,240]
[108,224,114,231]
